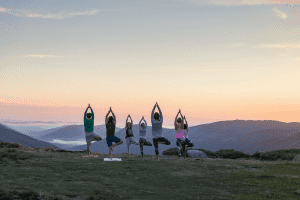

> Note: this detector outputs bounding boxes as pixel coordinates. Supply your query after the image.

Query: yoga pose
[181,115,194,158]
[84,104,102,156]
[151,102,171,161]
[105,107,123,160]
[139,116,152,159]
[125,114,139,157]
[175,109,185,159]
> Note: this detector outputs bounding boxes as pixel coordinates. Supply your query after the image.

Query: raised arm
[184,115,189,131]
[174,110,180,127]
[179,111,184,129]
[84,107,89,118]
[129,116,133,129]
[151,103,157,122]
[156,103,163,122]
[90,107,94,120]
[111,110,116,124]
[105,110,111,124]
[126,116,129,129]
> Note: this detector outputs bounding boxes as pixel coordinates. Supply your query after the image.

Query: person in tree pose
[175,109,185,159]
[84,104,102,156]
[151,102,171,161]
[139,116,152,159]
[105,107,123,160]
[125,114,139,157]
[181,115,194,158]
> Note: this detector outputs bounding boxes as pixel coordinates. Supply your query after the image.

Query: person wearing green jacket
[84,104,102,156]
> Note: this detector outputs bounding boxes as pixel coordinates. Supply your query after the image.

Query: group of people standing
[83,102,194,161]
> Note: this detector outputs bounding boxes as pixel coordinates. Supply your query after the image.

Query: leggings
[176,138,184,157]
[177,138,194,156]
[153,137,171,155]
[139,138,152,157]
[183,138,194,148]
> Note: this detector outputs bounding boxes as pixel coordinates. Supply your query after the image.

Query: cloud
[187,68,243,72]
[0,120,64,125]
[24,10,100,19]
[253,43,300,48]
[227,42,247,48]
[0,7,7,12]
[51,139,86,145]
[0,98,5,102]
[0,7,107,19]
[272,8,288,19]
[251,67,275,70]
[187,0,289,6]
[24,55,61,58]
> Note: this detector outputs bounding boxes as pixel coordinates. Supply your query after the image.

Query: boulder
[293,154,300,162]
[187,150,208,158]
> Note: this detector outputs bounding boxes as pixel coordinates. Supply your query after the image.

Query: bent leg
[130,137,139,146]
[112,136,123,148]
[91,136,102,142]
[144,139,152,146]
[158,137,171,145]
[185,138,194,147]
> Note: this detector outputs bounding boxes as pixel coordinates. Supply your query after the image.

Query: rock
[187,150,208,158]
[293,154,300,162]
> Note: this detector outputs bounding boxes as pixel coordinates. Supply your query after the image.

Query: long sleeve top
[84,108,94,133]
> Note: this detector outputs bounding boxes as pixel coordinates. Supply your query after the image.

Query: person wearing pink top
[175,109,185,159]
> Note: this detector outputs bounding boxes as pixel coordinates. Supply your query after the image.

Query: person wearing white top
[151,102,171,161]
[139,116,152,159]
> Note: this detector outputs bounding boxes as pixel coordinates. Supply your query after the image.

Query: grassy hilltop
[1,141,300,200]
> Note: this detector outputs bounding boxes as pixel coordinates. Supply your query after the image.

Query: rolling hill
[2,120,300,156]
[0,123,63,150]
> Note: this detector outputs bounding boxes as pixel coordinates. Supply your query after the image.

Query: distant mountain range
[0,123,63,150]
[1,120,300,155]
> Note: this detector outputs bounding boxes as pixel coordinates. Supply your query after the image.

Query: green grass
[1,141,300,200]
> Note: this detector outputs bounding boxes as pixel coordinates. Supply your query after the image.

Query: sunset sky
[1,0,300,129]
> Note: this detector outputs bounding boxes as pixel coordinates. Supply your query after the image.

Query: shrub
[0,141,20,149]
[251,151,261,158]
[215,149,251,159]
[163,148,180,156]
[259,151,295,161]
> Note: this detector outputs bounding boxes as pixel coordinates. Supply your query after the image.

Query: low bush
[251,151,261,158]
[0,141,20,149]
[0,188,63,200]
[259,151,295,161]
[0,148,40,163]
[215,149,251,159]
